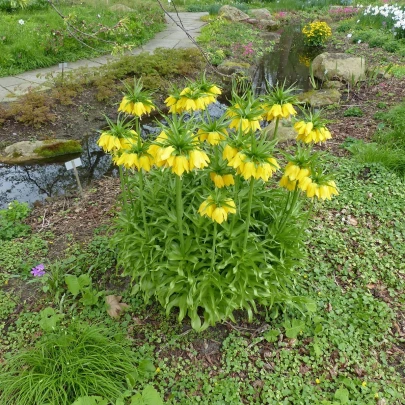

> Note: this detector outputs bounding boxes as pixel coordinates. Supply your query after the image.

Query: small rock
[218,5,249,22]
[296,89,341,107]
[217,60,251,76]
[262,119,297,143]
[322,80,342,90]
[250,8,273,20]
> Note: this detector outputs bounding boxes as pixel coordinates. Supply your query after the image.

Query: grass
[0,0,165,76]
[347,102,405,176]
[0,322,145,405]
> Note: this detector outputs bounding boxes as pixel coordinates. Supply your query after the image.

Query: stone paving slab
[0,12,207,103]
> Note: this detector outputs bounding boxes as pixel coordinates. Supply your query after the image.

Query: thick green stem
[176,175,185,251]
[243,178,255,250]
[118,166,128,215]
[278,184,300,234]
[229,175,240,236]
[211,222,218,270]
[138,169,148,238]
[273,117,280,140]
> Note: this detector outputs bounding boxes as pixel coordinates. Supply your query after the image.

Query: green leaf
[39,307,63,332]
[334,387,349,404]
[138,359,156,376]
[283,318,305,339]
[263,329,279,343]
[65,275,81,296]
[130,393,143,405]
[80,289,99,306]
[142,386,164,405]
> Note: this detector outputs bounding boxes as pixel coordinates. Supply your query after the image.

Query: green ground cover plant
[0,0,164,76]
[0,201,30,240]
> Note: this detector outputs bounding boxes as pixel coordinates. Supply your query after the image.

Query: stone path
[0,12,207,103]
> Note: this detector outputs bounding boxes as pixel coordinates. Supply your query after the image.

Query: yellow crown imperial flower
[210,172,235,188]
[229,117,261,133]
[97,126,137,153]
[189,149,210,170]
[119,78,156,117]
[198,197,236,224]
[172,155,190,176]
[198,129,228,146]
[208,85,222,95]
[284,162,311,182]
[294,121,332,143]
[227,152,247,170]
[279,174,298,191]
[306,180,338,200]
[223,144,239,161]
[115,151,153,171]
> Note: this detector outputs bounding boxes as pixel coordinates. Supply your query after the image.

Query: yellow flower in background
[295,120,332,143]
[210,172,235,188]
[230,153,279,182]
[116,151,153,171]
[198,197,236,224]
[198,128,228,145]
[306,180,338,200]
[97,128,137,153]
[119,78,156,118]
[227,152,247,170]
[284,162,311,182]
[279,174,298,191]
[208,85,222,95]
[262,103,297,121]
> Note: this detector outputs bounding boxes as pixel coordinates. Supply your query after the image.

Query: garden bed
[0,3,405,404]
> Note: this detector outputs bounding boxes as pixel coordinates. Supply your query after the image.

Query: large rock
[250,8,280,31]
[250,8,272,19]
[262,119,297,143]
[1,139,82,164]
[217,60,251,76]
[109,4,134,13]
[312,52,366,82]
[296,89,341,107]
[218,5,249,21]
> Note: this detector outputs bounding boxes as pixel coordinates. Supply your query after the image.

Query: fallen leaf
[105,295,129,318]
[348,216,358,226]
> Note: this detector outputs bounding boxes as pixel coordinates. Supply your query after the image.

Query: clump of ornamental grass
[0,323,148,405]
[104,76,338,331]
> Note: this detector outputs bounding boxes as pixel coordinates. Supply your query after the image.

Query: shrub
[0,322,154,405]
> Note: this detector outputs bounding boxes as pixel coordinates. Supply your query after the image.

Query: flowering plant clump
[362,4,405,38]
[302,21,332,47]
[104,76,337,331]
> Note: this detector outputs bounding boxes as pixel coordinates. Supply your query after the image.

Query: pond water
[0,25,321,209]
[253,24,322,94]
[0,135,114,209]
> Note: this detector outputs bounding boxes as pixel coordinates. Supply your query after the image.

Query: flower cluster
[31,263,45,277]
[302,21,332,46]
[198,196,236,224]
[363,4,405,37]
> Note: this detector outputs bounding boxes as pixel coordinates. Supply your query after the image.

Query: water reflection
[0,134,113,208]
[253,25,322,94]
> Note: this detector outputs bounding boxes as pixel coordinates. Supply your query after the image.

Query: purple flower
[31,264,46,277]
